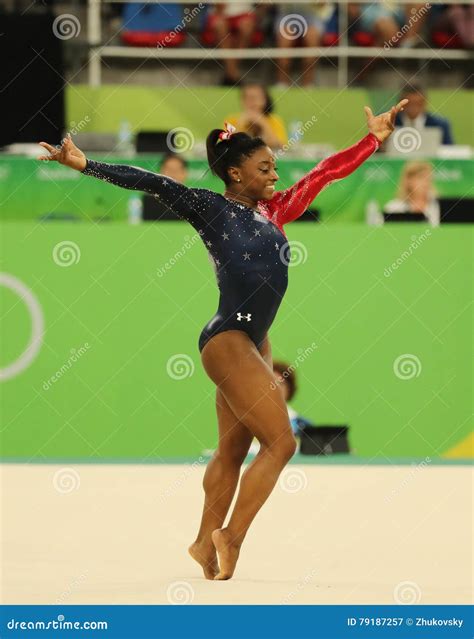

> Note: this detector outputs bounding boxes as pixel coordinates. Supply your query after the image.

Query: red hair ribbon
[218,121,236,142]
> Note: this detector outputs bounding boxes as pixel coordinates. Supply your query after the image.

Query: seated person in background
[272,360,307,437]
[158,152,188,184]
[395,84,454,145]
[205,3,257,86]
[434,3,474,48]
[226,83,288,150]
[274,2,337,87]
[248,359,312,455]
[354,2,429,47]
[384,161,440,226]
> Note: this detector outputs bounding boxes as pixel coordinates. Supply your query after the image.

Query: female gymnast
[39,98,407,581]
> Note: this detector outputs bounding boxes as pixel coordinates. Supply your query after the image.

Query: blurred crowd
[116,2,473,86]
[158,79,457,227]
[206,81,454,151]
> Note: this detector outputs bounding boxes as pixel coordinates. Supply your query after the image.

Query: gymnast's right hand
[38,134,87,171]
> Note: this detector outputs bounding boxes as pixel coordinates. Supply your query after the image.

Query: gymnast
[38,98,407,580]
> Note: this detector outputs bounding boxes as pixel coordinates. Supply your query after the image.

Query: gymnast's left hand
[364,99,409,143]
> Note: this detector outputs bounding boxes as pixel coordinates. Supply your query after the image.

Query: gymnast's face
[230,146,279,201]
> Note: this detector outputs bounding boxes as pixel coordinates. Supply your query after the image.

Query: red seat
[431,30,463,48]
[322,32,339,47]
[351,31,375,46]
[121,30,186,47]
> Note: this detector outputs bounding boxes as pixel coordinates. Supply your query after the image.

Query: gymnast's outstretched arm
[267,99,408,226]
[268,133,380,225]
[38,135,207,221]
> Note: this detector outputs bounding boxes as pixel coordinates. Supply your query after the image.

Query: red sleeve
[267,132,379,227]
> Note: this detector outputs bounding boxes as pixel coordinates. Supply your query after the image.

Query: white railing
[87,0,472,87]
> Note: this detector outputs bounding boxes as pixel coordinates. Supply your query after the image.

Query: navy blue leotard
[82,133,379,352]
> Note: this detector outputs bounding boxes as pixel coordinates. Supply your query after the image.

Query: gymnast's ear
[227,166,241,184]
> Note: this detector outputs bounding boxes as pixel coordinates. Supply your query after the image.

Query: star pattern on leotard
[81,136,379,355]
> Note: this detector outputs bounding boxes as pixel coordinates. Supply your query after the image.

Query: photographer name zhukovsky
[416,617,464,628]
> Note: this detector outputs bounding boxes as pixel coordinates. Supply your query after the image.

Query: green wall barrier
[67,86,474,147]
[1,223,472,460]
[1,156,472,222]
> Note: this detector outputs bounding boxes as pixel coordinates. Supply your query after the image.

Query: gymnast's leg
[189,386,254,579]
[201,330,297,580]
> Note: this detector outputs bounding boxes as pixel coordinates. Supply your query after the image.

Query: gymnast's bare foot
[188,540,219,580]
[211,528,241,580]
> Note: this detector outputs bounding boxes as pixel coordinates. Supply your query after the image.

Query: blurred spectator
[384,161,440,225]
[354,2,430,47]
[248,359,314,455]
[226,83,288,149]
[159,153,188,184]
[275,2,337,86]
[272,360,304,437]
[395,84,454,145]
[433,3,474,48]
[121,3,186,48]
[204,3,258,85]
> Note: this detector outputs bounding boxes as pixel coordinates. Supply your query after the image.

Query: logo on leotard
[237,312,252,322]
[253,211,269,224]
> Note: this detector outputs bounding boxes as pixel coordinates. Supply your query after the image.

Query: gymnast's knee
[214,445,249,469]
[263,433,297,464]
